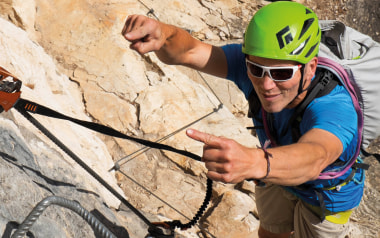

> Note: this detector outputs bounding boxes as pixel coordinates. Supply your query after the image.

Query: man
[122,2,364,237]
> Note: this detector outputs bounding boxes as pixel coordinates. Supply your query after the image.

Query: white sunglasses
[245,58,302,82]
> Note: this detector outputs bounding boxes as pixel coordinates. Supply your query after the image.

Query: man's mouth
[262,93,280,100]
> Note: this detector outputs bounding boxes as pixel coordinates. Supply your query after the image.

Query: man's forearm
[261,129,343,186]
[262,143,327,186]
[155,22,215,71]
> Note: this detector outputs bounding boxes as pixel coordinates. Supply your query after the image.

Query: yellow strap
[325,209,353,224]
[324,181,349,191]
[305,203,353,224]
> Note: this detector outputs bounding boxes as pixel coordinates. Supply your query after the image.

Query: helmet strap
[288,64,311,106]
[297,64,307,95]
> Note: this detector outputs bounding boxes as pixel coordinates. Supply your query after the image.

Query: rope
[11,196,117,238]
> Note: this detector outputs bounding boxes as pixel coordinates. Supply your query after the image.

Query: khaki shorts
[256,183,351,238]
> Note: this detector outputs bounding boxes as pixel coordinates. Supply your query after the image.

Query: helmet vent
[291,36,310,55]
[304,42,319,58]
[298,18,315,40]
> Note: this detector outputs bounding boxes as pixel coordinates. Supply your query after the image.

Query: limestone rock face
[0,0,260,237]
[0,0,377,237]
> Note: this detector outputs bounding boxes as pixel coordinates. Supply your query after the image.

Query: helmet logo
[276,26,293,49]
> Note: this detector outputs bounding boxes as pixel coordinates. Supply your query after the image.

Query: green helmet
[242,2,321,64]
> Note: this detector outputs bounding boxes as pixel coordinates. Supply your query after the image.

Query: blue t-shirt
[222,43,364,212]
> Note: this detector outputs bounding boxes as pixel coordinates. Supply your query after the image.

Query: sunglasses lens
[247,63,263,77]
[246,59,298,81]
[270,69,294,81]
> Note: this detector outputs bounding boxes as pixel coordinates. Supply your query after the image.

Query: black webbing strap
[13,98,212,231]
[285,68,339,140]
[14,98,202,162]
[361,148,380,163]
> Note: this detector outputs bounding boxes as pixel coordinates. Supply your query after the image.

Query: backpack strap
[286,68,339,141]
[318,57,364,179]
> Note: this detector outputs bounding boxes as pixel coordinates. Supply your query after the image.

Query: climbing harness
[0,66,216,237]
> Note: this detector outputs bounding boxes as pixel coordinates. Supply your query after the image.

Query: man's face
[246,55,308,113]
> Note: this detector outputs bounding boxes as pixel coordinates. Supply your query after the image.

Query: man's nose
[262,72,276,90]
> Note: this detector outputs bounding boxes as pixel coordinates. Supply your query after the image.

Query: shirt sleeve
[221,44,253,99]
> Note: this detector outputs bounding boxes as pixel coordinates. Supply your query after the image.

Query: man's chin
[261,105,283,113]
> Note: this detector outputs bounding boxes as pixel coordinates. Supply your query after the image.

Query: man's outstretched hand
[186,129,265,183]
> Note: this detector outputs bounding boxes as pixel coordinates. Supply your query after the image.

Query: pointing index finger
[186,129,222,148]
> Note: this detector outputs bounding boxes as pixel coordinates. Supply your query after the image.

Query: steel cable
[11,196,117,238]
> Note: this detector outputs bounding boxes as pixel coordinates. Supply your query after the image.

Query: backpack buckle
[320,70,333,87]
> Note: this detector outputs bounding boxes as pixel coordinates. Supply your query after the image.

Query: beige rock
[0,17,123,209]
[0,0,261,236]
[2,0,379,237]
[202,189,260,238]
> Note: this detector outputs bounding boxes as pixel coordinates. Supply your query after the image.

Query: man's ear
[306,57,318,79]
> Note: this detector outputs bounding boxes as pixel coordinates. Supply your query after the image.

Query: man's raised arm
[122,15,228,78]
